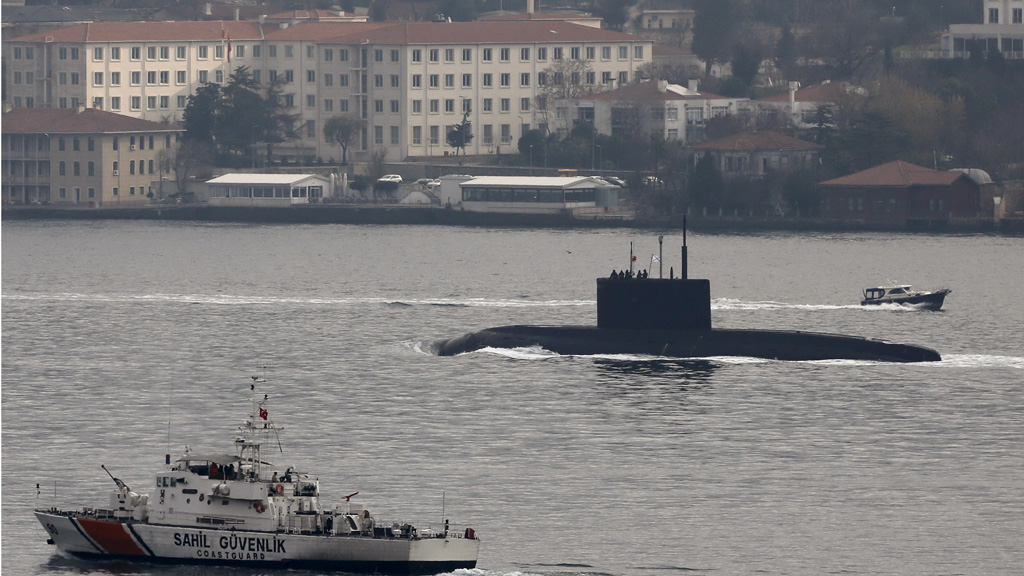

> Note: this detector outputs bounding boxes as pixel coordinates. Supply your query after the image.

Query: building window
[374,125,383,145]
[619,46,628,59]
[177,96,187,108]
[307,45,316,59]
[307,70,316,83]
[160,96,169,109]
[375,100,384,113]
[571,47,580,60]
[160,71,169,85]
[482,98,492,112]
[94,72,104,85]
[463,74,472,87]
[429,74,440,88]
[198,45,208,59]
[324,99,334,112]
[445,99,455,112]
[462,48,472,62]
[520,98,530,111]
[390,100,399,113]
[520,73,530,86]
[483,73,492,87]
[235,45,245,58]
[413,100,422,113]
[430,99,439,113]
[445,48,455,62]
[111,47,121,61]
[586,46,595,60]
[1014,8,1023,24]
[989,8,999,23]
[412,74,422,88]
[500,98,510,112]
[430,125,439,145]
[307,95,316,108]
[634,46,644,60]
[412,126,422,145]
[111,97,121,110]
[285,45,294,58]
[88,161,95,176]
[176,46,186,59]
[429,48,439,62]
[553,47,563,60]
[198,70,208,83]
[131,96,141,110]
[482,48,492,62]
[445,74,455,87]
[390,126,399,145]
[59,161,66,175]
[176,71,186,84]
[391,74,400,87]
[500,73,510,87]
[391,49,400,62]
[412,49,421,62]
[374,74,383,87]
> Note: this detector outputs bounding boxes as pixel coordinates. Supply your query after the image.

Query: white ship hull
[36,510,479,574]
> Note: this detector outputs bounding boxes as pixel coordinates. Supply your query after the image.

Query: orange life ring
[275,483,285,495]
[254,501,265,513]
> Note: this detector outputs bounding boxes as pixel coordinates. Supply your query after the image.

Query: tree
[806,0,883,79]
[538,58,595,101]
[182,82,222,146]
[260,75,300,163]
[369,0,387,21]
[323,114,363,165]
[692,0,742,77]
[446,110,474,155]
[689,152,724,210]
[218,67,264,155]
[593,0,638,30]
[162,140,212,200]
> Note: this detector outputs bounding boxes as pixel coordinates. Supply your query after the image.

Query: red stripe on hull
[77,519,147,556]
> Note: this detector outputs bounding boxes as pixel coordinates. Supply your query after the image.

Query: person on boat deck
[610,270,617,279]
[209,462,219,479]
[272,471,279,483]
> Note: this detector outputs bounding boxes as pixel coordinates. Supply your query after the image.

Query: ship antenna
[165,384,173,465]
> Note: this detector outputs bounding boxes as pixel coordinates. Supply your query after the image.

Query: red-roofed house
[691,130,822,179]
[568,80,746,144]
[750,81,857,131]
[2,107,182,206]
[817,160,983,223]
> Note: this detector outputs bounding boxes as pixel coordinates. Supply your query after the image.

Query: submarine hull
[437,325,942,362]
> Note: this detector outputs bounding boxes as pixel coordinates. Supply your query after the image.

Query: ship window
[222,500,230,505]
[183,488,198,494]
[889,287,906,295]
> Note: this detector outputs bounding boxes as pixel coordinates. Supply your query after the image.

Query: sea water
[3,221,1022,576]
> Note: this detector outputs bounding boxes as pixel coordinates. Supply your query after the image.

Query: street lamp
[529,144,534,175]
[590,121,596,170]
[596,144,602,170]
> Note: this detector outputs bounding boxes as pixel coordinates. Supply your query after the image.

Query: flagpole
[658,235,664,278]
[629,242,634,276]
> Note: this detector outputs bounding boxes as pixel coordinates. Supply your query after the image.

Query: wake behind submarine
[437,229,941,363]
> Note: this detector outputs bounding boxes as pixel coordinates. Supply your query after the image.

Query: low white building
[455,176,615,214]
[206,173,332,206]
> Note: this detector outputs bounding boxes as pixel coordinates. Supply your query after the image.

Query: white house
[456,175,615,215]
[206,173,332,206]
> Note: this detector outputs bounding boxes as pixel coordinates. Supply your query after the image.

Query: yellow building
[2,106,182,206]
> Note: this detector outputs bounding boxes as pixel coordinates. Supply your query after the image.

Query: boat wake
[450,346,1024,369]
[712,298,934,312]
[2,292,593,308]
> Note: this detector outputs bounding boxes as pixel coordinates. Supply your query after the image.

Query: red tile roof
[8,20,265,43]
[315,20,645,45]
[819,160,964,187]
[758,82,845,103]
[693,131,822,151]
[8,19,645,46]
[2,108,183,134]
[652,43,694,57]
[264,22,391,41]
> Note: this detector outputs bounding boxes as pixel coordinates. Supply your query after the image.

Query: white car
[377,174,403,184]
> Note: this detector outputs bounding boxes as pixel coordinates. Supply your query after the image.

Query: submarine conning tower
[597,277,711,330]
[598,226,711,331]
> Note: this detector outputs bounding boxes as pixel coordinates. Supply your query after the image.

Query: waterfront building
[205,173,333,206]
[3,20,653,162]
[1,106,182,206]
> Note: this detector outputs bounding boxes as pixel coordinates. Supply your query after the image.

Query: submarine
[437,230,941,363]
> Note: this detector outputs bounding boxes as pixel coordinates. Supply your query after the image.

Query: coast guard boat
[861,284,951,310]
[34,376,480,573]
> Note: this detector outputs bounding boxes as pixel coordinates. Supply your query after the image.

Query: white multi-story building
[944,0,1024,57]
[4,20,653,162]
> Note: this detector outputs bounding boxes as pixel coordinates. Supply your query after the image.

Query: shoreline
[3,204,1019,234]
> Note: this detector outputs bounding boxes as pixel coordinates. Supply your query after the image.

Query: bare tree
[161,141,212,200]
[323,114,364,165]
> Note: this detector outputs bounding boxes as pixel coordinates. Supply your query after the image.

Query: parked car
[603,176,626,187]
[643,176,663,187]
[377,174,403,184]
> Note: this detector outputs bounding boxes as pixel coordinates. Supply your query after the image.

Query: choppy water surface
[3,221,1022,576]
